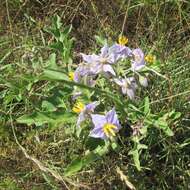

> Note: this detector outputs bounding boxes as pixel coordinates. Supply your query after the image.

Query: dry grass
[0,0,190,189]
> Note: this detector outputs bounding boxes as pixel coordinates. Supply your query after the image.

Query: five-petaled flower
[77,44,132,77]
[90,108,121,139]
[80,45,116,76]
[71,42,151,138]
[73,101,99,127]
[73,62,98,82]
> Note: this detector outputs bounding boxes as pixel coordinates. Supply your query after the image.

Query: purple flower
[114,77,137,100]
[131,48,146,71]
[78,44,132,77]
[97,64,116,76]
[74,62,99,81]
[81,53,100,64]
[90,108,121,139]
[80,46,116,76]
[109,44,132,60]
[99,44,131,64]
[73,101,99,127]
[73,62,98,86]
[74,70,96,86]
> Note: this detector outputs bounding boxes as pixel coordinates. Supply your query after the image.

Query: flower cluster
[71,36,152,99]
[71,36,155,140]
[73,102,121,140]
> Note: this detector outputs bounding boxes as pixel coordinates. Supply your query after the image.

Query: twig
[70,0,84,23]
[145,66,169,80]
[149,90,190,105]
[121,0,131,35]
[5,0,15,47]
[116,166,136,190]
[13,0,29,22]
[10,115,90,189]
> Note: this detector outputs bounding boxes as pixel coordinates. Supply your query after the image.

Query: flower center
[134,54,142,63]
[72,102,85,113]
[103,123,117,137]
[100,57,108,64]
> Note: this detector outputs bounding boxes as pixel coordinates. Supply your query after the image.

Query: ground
[0,1,190,189]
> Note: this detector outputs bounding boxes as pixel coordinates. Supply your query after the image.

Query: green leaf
[49,41,63,53]
[46,53,58,69]
[64,142,111,176]
[111,142,121,152]
[129,138,147,171]
[45,15,62,40]
[62,25,72,36]
[64,157,83,177]
[85,137,105,151]
[144,97,150,115]
[83,152,100,166]
[168,110,181,120]
[137,143,147,150]
[94,35,107,46]
[46,28,60,41]
[17,112,52,126]
[17,110,75,126]
[64,152,100,177]
[139,125,148,136]
[129,149,141,171]
[50,111,75,123]
[154,118,174,136]
[54,15,62,29]
[94,143,110,156]
[41,69,69,81]
[42,100,57,112]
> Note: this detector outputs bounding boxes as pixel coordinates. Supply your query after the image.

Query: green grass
[0,0,190,189]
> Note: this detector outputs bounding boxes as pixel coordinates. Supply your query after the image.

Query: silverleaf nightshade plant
[67,35,168,172]
[16,16,180,176]
[72,37,150,137]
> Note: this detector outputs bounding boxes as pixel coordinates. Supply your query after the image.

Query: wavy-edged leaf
[129,149,141,171]
[154,118,174,136]
[41,69,69,81]
[64,152,100,177]
[17,110,75,126]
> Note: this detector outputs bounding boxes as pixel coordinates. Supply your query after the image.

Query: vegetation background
[0,0,190,189]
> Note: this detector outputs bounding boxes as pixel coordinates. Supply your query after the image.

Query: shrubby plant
[17,15,181,176]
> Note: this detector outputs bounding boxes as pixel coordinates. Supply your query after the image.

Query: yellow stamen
[145,55,155,64]
[72,101,85,113]
[118,35,128,46]
[69,72,75,81]
[103,123,117,137]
